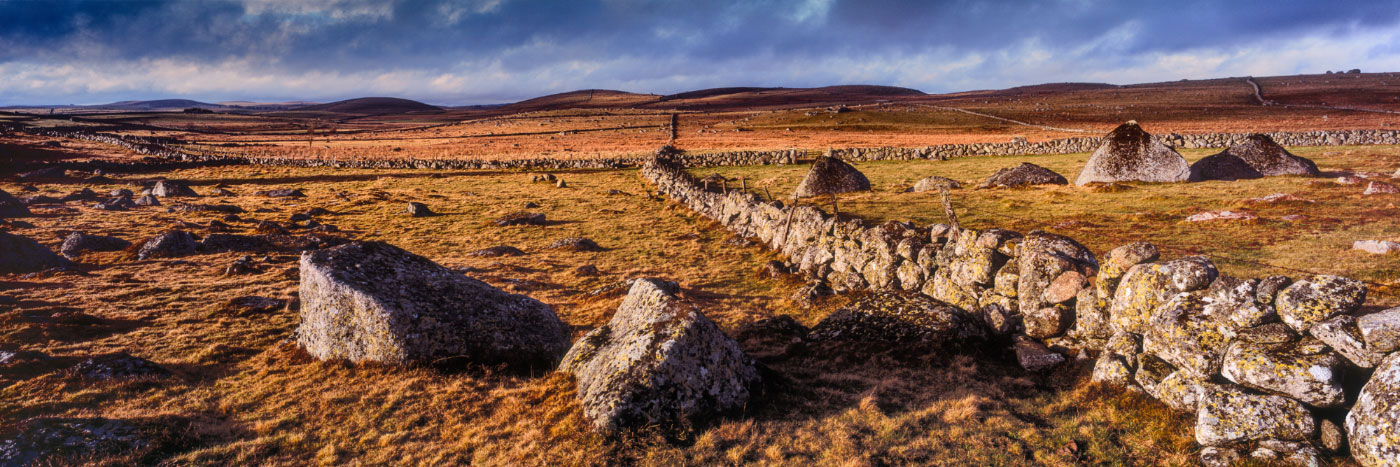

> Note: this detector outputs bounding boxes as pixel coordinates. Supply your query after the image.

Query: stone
[136,231,198,261]
[94,196,136,211]
[254,221,288,235]
[1075,121,1190,185]
[1017,231,1096,317]
[225,296,285,314]
[1364,180,1400,195]
[1354,240,1400,254]
[1235,323,1301,344]
[1217,134,1320,177]
[979,162,1068,188]
[255,188,304,197]
[1275,275,1366,333]
[1024,307,1071,339]
[0,232,72,274]
[1156,371,1209,412]
[559,279,760,435]
[1143,294,1228,378]
[494,211,546,226]
[150,180,198,197]
[70,354,170,380]
[59,232,130,259]
[1310,314,1386,368]
[1014,335,1064,371]
[1185,210,1258,222]
[555,179,567,188]
[1246,193,1314,204]
[1358,307,1400,352]
[295,241,569,368]
[133,194,160,206]
[1221,339,1347,408]
[1199,447,1242,467]
[467,245,525,257]
[1195,384,1316,446]
[1347,353,1400,466]
[1090,352,1133,386]
[1201,276,1275,332]
[1042,271,1086,304]
[0,417,147,466]
[575,265,600,276]
[807,292,985,347]
[1097,242,1159,297]
[1319,419,1346,453]
[1109,256,1217,334]
[0,189,31,217]
[406,202,434,217]
[547,237,603,252]
[793,156,871,198]
[1134,354,1174,398]
[908,175,961,192]
[1188,152,1263,181]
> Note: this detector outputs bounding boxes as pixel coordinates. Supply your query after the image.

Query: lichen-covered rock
[0,232,72,274]
[1275,275,1366,333]
[295,241,569,368]
[1310,314,1386,368]
[1201,275,1276,333]
[1143,294,1229,378]
[1013,335,1064,371]
[1357,307,1400,353]
[1017,231,1096,318]
[979,162,1068,188]
[560,279,760,435]
[1200,447,1242,467]
[59,232,130,259]
[1222,134,1320,176]
[1109,256,1217,334]
[808,292,985,348]
[1156,371,1209,412]
[793,156,870,198]
[1347,353,1400,466]
[135,230,198,260]
[1075,121,1190,185]
[1134,354,1175,398]
[1221,339,1347,408]
[1024,307,1072,339]
[1091,352,1133,386]
[1196,384,1316,446]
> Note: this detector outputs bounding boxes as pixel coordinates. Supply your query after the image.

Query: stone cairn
[640,155,1400,466]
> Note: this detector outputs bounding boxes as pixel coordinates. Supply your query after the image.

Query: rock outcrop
[1075,121,1190,185]
[560,279,760,435]
[295,241,569,368]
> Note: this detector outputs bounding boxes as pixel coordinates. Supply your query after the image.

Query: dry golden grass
[1,145,1387,465]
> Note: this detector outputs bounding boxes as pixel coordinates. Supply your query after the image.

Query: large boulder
[1188,153,1264,182]
[559,279,760,434]
[59,232,131,259]
[1195,384,1316,446]
[135,231,198,260]
[0,189,31,218]
[1109,256,1218,334]
[1311,314,1387,368]
[1275,275,1366,333]
[978,162,1068,188]
[150,180,199,197]
[295,241,569,368]
[1075,121,1189,185]
[1219,134,1319,177]
[793,156,870,198]
[807,292,986,348]
[1143,294,1230,378]
[1347,353,1400,466]
[0,232,71,274]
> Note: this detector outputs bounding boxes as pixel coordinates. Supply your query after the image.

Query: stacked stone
[641,154,1400,466]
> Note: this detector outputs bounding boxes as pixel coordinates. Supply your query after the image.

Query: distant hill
[98,99,223,111]
[505,90,659,112]
[661,87,783,101]
[294,97,442,115]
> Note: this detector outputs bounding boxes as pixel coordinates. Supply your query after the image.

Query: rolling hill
[294,97,442,115]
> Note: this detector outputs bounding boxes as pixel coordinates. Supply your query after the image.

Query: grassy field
[3,145,1394,465]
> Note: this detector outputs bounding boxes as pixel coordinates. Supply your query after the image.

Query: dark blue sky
[2,0,1399,105]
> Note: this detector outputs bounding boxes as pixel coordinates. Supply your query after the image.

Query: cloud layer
[3,0,1399,105]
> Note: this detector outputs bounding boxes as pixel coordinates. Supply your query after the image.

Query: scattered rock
[1186,210,1258,222]
[133,194,160,206]
[295,241,569,368]
[199,233,271,253]
[908,175,961,192]
[150,180,198,197]
[70,354,170,380]
[793,156,871,198]
[135,231,198,260]
[1075,121,1190,185]
[254,221,288,235]
[807,292,985,348]
[59,232,130,259]
[555,179,567,188]
[224,257,261,276]
[494,211,546,226]
[467,245,525,257]
[255,188,305,197]
[208,187,234,196]
[979,162,1068,188]
[1354,240,1400,255]
[559,279,760,435]
[406,202,435,217]
[1246,193,1314,204]
[94,197,136,211]
[546,237,602,251]
[1364,180,1400,195]
[0,232,72,274]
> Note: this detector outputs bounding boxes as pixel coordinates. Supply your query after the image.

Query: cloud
[1,0,1399,104]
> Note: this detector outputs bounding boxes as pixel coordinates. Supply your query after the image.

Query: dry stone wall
[640,155,1400,466]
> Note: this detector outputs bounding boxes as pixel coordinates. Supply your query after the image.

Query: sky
[2,0,1400,106]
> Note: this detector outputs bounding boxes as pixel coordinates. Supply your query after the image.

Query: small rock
[494,211,545,226]
[406,202,434,217]
[133,194,160,206]
[546,237,601,251]
[0,417,148,466]
[255,188,305,197]
[1186,210,1258,222]
[59,232,130,259]
[467,245,525,257]
[574,265,599,276]
[150,180,199,197]
[1013,335,1064,371]
[1354,240,1400,255]
[556,179,567,188]
[136,231,198,260]
[1199,447,1242,467]
[1364,180,1400,194]
[70,354,170,380]
[1276,275,1366,333]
